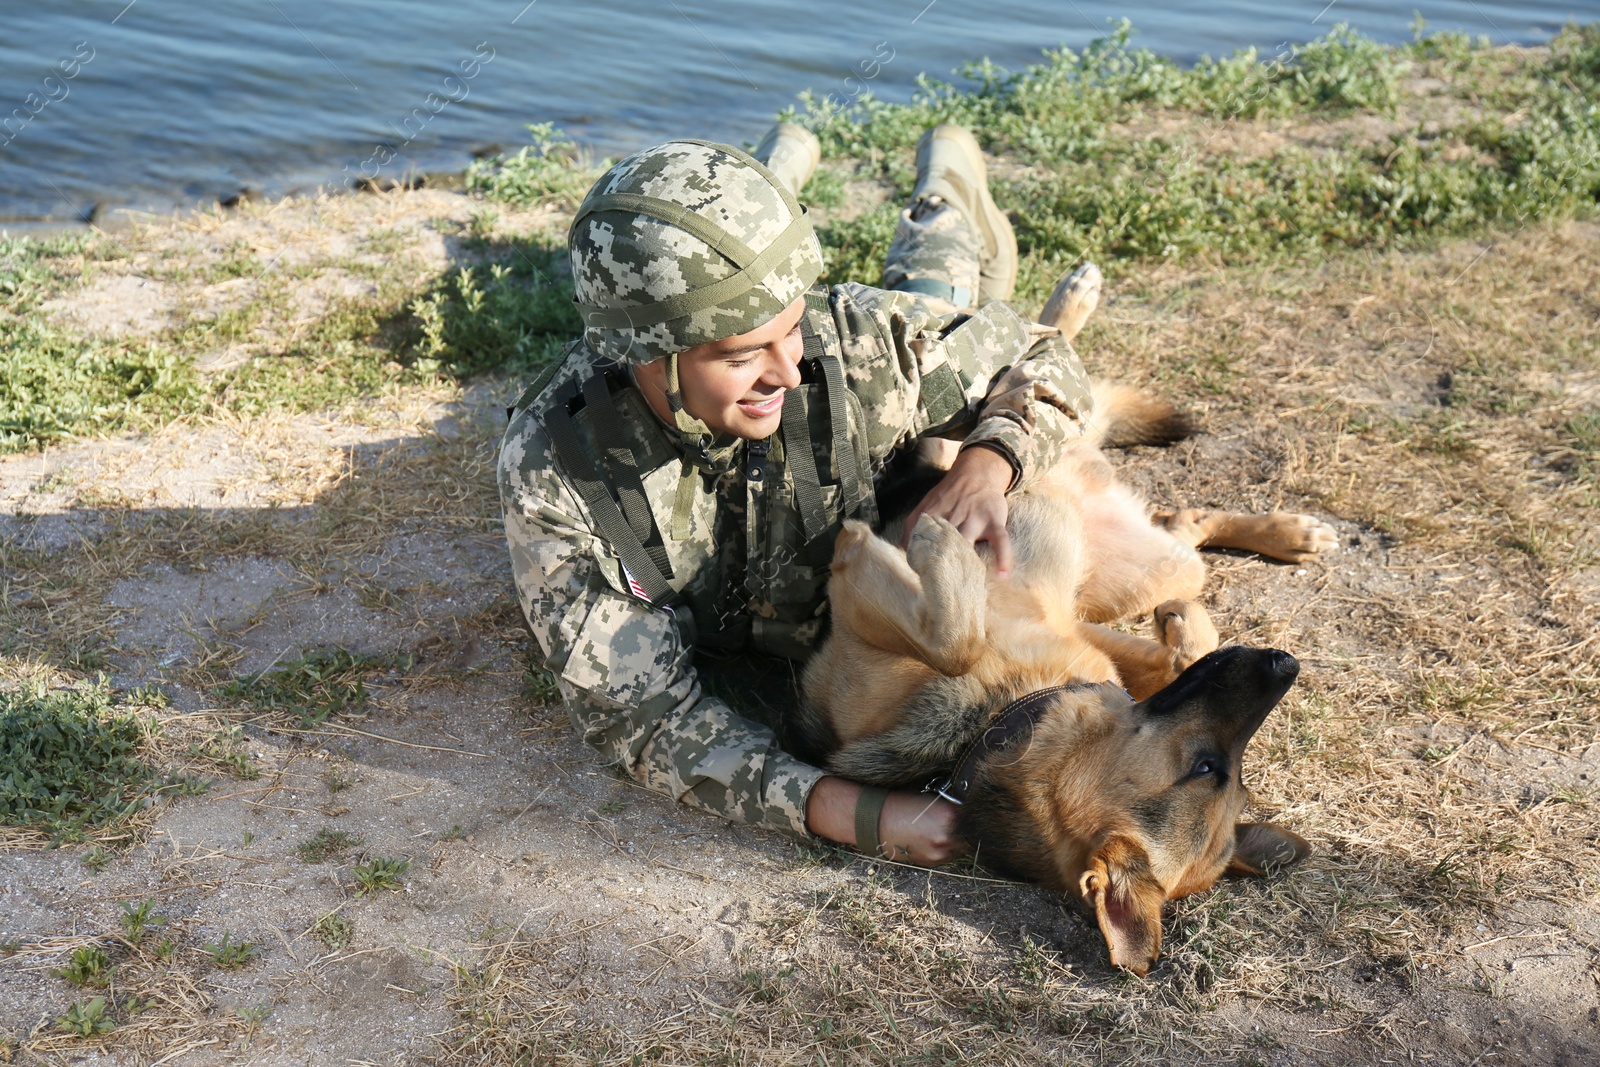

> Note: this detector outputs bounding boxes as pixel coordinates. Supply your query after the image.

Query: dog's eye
[1191,756,1223,778]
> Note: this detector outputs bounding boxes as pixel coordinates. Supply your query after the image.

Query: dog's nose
[1266,649,1299,680]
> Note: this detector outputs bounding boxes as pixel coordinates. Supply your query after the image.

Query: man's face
[635,296,807,440]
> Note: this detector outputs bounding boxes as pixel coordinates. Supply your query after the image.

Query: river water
[0,0,1590,225]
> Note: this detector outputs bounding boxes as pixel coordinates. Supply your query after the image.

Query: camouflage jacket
[498,282,1093,836]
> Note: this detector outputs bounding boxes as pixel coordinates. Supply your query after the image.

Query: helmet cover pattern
[569,140,824,364]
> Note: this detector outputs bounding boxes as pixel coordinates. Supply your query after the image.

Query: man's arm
[834,284,1095,571]
[806,776,965,865]
[500,413,824,836]
[957,326,1094,489]
[833,283,1093,477]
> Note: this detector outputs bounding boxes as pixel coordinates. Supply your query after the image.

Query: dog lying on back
[791,267,1331,976]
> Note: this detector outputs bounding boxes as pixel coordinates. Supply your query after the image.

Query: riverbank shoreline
[4,3,1576,228]
[0,168,474,240]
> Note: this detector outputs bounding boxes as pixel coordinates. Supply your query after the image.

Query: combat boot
[753,122,821,198]
[911,125,1017,303]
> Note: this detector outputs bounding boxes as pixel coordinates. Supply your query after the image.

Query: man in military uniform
[498,123,1094,863]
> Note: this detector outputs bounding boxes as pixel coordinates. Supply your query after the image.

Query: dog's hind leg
[1153,508,1337,564]
[1077,600,1219,699]
[827,517,988,676]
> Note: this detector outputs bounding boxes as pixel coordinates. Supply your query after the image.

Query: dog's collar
[931,682,1104,806]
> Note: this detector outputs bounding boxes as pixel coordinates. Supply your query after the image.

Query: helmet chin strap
[662,349,743,541]
[664,351,737,474]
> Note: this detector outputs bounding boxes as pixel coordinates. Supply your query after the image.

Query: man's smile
[738,390,785,417]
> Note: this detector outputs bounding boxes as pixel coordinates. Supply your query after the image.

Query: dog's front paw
[1153,600,1219,670]
[1040,262,1103,342]
[906,513,966,569]
[907,513,989,597]
[1263,514,1339,563]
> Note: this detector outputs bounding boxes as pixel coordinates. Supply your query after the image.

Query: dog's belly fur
[793,473,1124,776]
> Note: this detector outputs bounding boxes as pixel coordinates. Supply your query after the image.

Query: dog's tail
[1085,380,1196,449]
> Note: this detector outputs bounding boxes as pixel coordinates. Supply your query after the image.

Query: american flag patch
[621,565,649,601]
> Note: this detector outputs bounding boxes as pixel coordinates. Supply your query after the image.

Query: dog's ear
[1224,822,1311,877]
[1079,835,1166,977]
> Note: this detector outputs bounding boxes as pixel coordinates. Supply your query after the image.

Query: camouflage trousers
[881,196,984,317]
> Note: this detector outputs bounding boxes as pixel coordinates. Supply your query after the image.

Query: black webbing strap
[819,353,875,525]
[854,785,891,858]
[932,683,1099,805]
[544,385,677,607]
[581,374,674,581]
[506,348,575,423]
[793,295,860,516]
[782,334,829,549]
[783,289,878,546]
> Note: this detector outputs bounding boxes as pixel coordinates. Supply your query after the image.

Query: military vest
[531,288,879,662]
[522,286,1027,663]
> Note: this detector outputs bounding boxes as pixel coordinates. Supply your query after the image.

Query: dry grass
[1095,219,1600,904]
[12,931,226,1061]
[430,218,1600,1066]
[2,187,1597,1063]
[1,382,512,693]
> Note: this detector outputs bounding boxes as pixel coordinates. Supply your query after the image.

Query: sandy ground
[1,381,850,1065]
[1,187,1597,1065]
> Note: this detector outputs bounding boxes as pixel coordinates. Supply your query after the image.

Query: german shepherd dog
[792,266,1333,976]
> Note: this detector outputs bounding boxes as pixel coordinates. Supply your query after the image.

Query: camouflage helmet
[568,139,823,365]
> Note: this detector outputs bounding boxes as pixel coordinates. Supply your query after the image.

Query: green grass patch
[202,933,260,969]
[218,647,402,728]
[56,997,114,1038]
[118,900,167,946]
[0,682,159,842]
[1,236,203,454]
[297,826,362,863]
[185,722,259,780]
[782,22,1600,290]
[464,123,599,207]
[813,205,901,295]
[410,233,579,377]
[55,945,113,988]
[1562,411,1600,483]
[206,289,434,417]
[0,234,435,454]
[353,855,410,893]
[797,21,1407,162]
[313,910,354,950]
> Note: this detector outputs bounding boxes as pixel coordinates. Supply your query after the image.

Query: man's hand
[878,790,966,865]
[902,444,1016,578]
[805,776,968,866]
